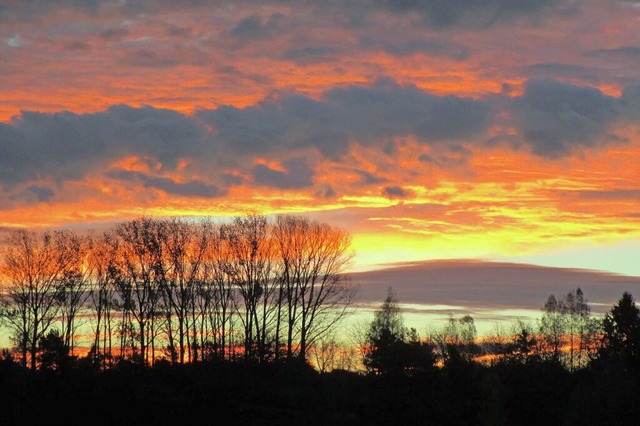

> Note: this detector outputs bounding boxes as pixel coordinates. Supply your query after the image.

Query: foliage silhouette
[600,291,640,368]
[363,287,435,376]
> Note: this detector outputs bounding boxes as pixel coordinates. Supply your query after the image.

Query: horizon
[2,253,637,350]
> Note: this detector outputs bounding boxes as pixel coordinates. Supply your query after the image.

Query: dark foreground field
[1,357,639,426]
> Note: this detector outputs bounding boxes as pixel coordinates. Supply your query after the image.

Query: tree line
[0,214,356,370]
[1,212,639,380]
[1,286,639,426]
[1,217,640,425]
[358,286,640,376]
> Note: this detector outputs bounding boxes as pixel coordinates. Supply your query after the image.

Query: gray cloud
[586,45,640,59]
[377,0,564,28]
[221,173,246,186]
[200,78,491,158]
[418,145,470,167]
[511,78,619,157]
[0,0,105,21]
[106,169,225,198]
[217,65,273,85]
[350,260,640,313]
[230,13,286,41]
[0,0,572,30]
[526,62,600,82]
[282,46,343,64]
[315,185,337,199]
[117,49,179,68]
[99,26,129,40]
[621,86,640,119]
[251,157,314,189]
[12,185,55,203]
[359,37,470,60]
[354,169,388,186]
[382,185,413,199]
[0,104,204,186]
[0,123,29,184]
[332,167,388,187]
[324,78,490,143]
[575,189,640,201]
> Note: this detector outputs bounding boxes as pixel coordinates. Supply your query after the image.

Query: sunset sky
[1,0,639,276]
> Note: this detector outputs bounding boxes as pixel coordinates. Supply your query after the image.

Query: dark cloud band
[1,77,637,206]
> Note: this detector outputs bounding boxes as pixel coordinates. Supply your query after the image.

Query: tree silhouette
[273,214,355,362]
[538,288,596,369]
[431,313,479,366]
[0,230,79,369]
[364,287,434,375]
[112,217,166,366]
[600,291,640,368]
[502,320,540,365]
[38,329,75,372]
[540,294,565,363]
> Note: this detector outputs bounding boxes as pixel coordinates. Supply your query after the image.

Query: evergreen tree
[364,287,434,375]
[600,291,640,368]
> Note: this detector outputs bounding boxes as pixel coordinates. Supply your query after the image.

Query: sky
[347,259,640,335]
[1,0,639,276]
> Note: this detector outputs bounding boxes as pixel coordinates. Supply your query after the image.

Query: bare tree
[564,288,598,370]
[201,222,237,360]
[273,215,356,361]
[55,230,92,356]
[0,213,358,370]
[539,288,598,370]
[223,214,277,362]
[0,229,78,369]
[311,334,360,373]
[160,218,209,363]
[430,314,479,366]
[86,230,119,369]
[112,217,165,366]
[539,294,566,363]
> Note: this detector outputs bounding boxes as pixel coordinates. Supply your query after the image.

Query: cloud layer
[0,0,639,274]
[1,78,637,203]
